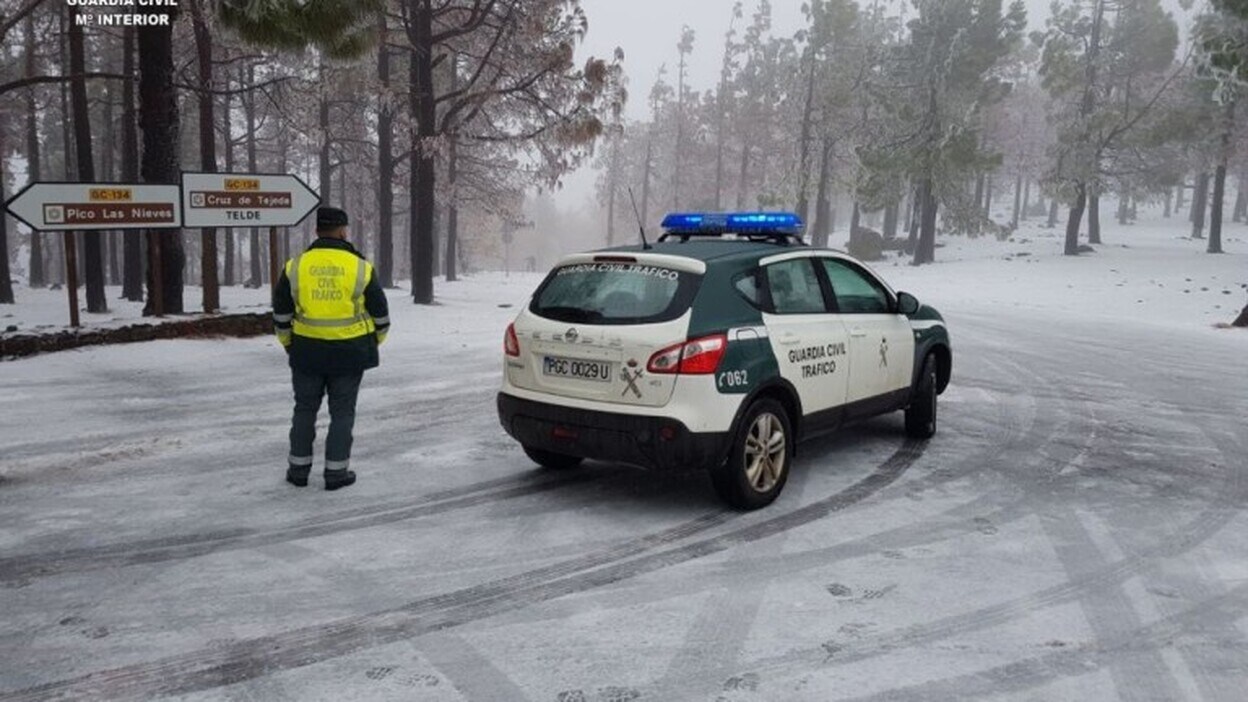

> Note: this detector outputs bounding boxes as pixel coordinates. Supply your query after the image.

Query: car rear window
[530,262,701,325]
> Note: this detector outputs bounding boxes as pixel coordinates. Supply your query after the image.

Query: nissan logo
[564,328,579,343]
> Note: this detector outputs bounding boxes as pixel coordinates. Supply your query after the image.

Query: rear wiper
[540,307,604,323]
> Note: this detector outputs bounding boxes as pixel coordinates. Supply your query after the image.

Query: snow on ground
[872,210,1248,333]
[0,283,273,336]
[1,209,1246,701]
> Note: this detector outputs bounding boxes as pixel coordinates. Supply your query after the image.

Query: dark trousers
[289,369,363,473]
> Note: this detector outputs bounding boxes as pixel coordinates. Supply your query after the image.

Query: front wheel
[711,398,793,510]
[905,354,938,439]
[523,446,584,470]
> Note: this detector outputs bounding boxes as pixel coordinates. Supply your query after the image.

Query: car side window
[764,259,827,315]
[733,270,765,308]
[820,258,892,314]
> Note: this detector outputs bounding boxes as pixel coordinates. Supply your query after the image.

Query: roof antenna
[627,187,652,250]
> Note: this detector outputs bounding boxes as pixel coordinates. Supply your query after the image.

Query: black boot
[324,469,356,491]
[286,464,310,487]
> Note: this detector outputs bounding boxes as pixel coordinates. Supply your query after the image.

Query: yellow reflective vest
[286,248,377,341]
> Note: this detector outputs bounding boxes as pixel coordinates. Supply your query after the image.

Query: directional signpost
[4,174,318,327]
[181,173,319,296]
[4,183,182,232]
[4,183,181,327]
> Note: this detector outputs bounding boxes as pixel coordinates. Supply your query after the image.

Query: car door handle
[778,333,802,346]
[849,328,868,338]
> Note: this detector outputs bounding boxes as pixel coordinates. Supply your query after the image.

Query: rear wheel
[905,354,938,439]
[523,446,584,470]
[711,398,793,510]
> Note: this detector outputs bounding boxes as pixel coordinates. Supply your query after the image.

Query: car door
[818,257,915,412]
[759,254,851,427]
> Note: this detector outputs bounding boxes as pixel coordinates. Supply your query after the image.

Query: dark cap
[316,207,349,230]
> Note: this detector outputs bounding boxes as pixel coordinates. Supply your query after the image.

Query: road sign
[181,172,319,228]
[4,182,181,231]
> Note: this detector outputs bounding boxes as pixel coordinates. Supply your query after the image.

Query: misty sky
[554,0,1193,211]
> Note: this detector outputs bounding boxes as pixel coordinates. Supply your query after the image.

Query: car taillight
[647,334,727,375]
[504,322,520,357]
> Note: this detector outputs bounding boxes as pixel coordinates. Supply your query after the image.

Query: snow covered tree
[865,0,1026,265]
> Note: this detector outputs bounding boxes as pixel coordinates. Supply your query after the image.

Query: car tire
[523,446,584,470]
[711,398,793,510]
[905,353,938,439]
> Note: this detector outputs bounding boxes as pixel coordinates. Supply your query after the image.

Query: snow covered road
[2,222,1247,701]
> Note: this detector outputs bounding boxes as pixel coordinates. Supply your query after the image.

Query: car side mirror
[896,291,920,316]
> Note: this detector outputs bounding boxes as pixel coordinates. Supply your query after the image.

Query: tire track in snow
[0,440,926,701]
[0,470,591,584]
[636,325,1248,700]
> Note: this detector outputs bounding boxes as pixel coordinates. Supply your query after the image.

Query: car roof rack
[659,212,807,246]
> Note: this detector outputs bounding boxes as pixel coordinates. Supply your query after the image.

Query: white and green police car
[497,212,951,509]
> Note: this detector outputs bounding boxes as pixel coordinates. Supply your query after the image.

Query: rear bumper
[497,392,728,472]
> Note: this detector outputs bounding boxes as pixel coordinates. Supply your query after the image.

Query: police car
[497,212,951,509]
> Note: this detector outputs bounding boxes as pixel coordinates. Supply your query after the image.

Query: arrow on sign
[4,182,182,231]
[181,172,320,228]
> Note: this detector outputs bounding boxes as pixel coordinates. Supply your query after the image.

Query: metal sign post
[268,226,280,293]
[64,232,80,328]
[3,182,181,327]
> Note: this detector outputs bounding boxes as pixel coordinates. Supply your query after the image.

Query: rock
[847,227,885,261]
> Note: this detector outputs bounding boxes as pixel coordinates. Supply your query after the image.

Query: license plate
[543,356,611,382]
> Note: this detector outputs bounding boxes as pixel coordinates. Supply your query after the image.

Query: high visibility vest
[286,248,376,341]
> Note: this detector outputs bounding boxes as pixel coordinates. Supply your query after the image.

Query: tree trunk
[245,65,262,287]
[1191,172,1209,240]
[222,76,235,287]
[446,139,459,283]
[605,135,619,246]
[120,26,143,301]
[907,185,921,253]
[102,79,120,287]
[1087,192,1100,245]
[24,12,45,289]
[1064,184,1086,256]
[190,0,219,311]
[1210,164,1227,255]
[0,127,12,303]
[1047,196,1059,229]
[736,139,751,210]
[69,6,107,313]
[138,6,185,315]
[318,81,333,206]
[973,173,985,214]
[1117,191,1129,225]
[409,0,436,304]
[883,201,899,240]
[1209,102,1235,255]
[913,179,937,265]
[811,140,833,248]
[1021,179,1031,221]
[848,201,861,245]
[376,12,395,287]
[983,177,994,218]
[641,136,654,228]
[1010,173,1023,229]
[795,56,817,222]
[1163,188,1172,219]
[1176,176,1187,214]
[1233,186,1245,223]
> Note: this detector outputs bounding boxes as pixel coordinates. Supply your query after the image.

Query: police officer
[272,207,390,490]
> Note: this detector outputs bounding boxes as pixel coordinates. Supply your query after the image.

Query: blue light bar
[661,211,804,234]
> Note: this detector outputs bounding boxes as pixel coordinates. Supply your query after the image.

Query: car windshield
[531,262,699,325]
